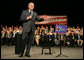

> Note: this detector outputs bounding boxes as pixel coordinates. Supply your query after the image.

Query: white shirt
[27,9,33,20]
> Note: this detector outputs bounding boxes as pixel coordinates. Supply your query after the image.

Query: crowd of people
[1,25,23,46]
[1,25,83,47]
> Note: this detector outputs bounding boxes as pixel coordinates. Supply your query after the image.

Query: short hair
[28,2,34,6]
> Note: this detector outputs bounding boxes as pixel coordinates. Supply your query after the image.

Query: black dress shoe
[25,54,31,57]
[19,53,23,57]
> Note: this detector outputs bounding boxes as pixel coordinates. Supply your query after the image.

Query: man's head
[28,2,34,10]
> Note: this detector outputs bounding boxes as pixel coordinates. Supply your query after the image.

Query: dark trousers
[70,39,74,46]
[6,38,11,46]
[15,34,21,54]
[20,31,33,54]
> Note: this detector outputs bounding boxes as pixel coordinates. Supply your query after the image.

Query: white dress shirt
[27,9,33,20]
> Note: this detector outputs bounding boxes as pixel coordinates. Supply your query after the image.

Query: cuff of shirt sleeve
[27,17,29,20]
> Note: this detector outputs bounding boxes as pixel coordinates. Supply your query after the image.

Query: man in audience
[1,30,6,45]
[77,32,83,47]
[54,33,59,46]
[70,31,76,46]
[6,29,12,46]
[1,25,83,48]
[45,26,49,34]
[65,31,71,46]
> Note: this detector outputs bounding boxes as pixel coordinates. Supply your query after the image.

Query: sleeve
[35,13,44,21]
[20,10,29,22]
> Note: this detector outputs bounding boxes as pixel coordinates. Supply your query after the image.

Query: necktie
[30,11,33,16]
[78,35,80,39]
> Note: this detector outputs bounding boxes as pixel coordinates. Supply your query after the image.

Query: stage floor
[1,45,83,59]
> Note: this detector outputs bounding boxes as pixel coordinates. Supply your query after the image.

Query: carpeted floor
[1,45,83,59]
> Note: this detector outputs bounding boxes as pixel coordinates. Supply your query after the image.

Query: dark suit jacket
[20,10,43,33]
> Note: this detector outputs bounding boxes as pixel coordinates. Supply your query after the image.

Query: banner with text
[35,15,67,25]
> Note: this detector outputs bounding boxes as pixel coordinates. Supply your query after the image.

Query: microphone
[30,11,33,16]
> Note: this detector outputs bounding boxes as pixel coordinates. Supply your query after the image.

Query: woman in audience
[1,25,83,47]
[35,30,40,46]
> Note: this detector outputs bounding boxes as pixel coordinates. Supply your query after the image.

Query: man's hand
[27,16,32,20]
[40,18,44,21]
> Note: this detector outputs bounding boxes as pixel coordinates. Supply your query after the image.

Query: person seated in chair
[77,32,83,47]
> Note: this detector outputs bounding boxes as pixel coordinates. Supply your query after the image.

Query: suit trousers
[20,30,33,54]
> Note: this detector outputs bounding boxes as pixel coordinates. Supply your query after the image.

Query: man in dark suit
[19,2,43,57]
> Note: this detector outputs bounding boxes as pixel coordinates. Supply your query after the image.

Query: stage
[1,45,83,59]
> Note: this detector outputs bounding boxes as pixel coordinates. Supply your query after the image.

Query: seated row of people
[1,25,83,47]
